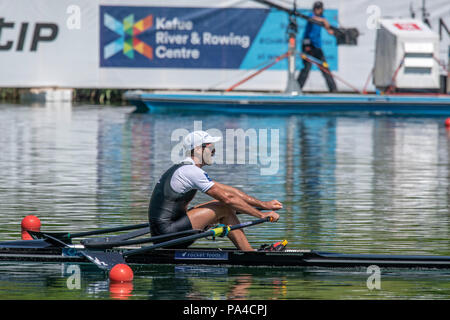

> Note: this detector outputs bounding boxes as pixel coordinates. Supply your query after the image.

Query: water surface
[0,102,449,299]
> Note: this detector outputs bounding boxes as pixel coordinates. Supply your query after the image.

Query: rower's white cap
[183,131,221,151]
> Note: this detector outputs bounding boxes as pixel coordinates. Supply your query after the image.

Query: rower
[148,130,282,251]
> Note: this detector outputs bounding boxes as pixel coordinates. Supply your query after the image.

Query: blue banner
[240,9,338,71]
[99,6,337,71]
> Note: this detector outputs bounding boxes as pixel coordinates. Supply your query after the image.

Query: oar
[124,217,272,257]
[29,223,150,242]
[81,227,151,246]
[81,217,272,270]
[81,228,201,249]
[26,231,128,270]
[27,208,265,242]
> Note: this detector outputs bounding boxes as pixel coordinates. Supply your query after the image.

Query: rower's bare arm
[205,183,264,217]
[217,182,282,211]
[205,183,279,221]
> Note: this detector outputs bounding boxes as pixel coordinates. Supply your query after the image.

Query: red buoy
[109,264,134,282]
[445,118,450,128]
[21,215,41,231]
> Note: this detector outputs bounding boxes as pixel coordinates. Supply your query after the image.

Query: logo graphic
[175,251,229,261]
[103,13,153,60]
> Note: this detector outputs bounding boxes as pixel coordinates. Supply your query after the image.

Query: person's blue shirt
[303,13,322,48]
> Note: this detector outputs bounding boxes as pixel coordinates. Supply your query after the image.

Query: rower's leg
[187,201,254,251]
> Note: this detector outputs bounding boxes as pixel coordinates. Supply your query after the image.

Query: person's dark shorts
[150,214,194,249]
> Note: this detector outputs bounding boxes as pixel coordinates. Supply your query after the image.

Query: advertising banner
[100,6,266,69]
[99,5,337,71]
[0,0,448,91]
[0,0,98,88]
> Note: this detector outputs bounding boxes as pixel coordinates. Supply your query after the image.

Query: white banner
[0,0,448,91]
[0,0,98,87]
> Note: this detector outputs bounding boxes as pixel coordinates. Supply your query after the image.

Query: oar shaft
[51,207,267,240]
[83,229,201,249]
[69,223,149,238]
[124,217,271,257]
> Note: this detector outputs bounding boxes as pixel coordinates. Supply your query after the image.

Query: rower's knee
[207,200,235,220]
[219,201,236,214]
[221,207,239,225]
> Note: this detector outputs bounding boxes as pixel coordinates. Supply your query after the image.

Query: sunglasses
[201,144,216,156]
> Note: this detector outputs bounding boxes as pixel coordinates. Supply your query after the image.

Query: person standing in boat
[297,1,337,92]
[148,130,282,251]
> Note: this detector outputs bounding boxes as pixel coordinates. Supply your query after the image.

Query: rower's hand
[264,211,280,222]
[263,200,283,211]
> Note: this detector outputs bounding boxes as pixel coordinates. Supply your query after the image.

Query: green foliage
[0,88,127,104]
[0,88,20,100]
[73,89,127,104]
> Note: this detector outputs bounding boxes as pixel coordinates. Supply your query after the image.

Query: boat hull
[0,241,449,269]
[125,91,450,115]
